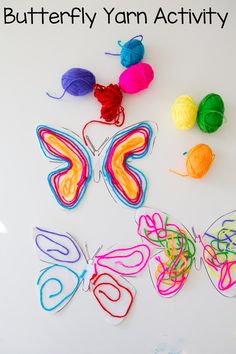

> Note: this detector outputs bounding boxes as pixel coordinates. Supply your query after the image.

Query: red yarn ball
[94,83,125,125]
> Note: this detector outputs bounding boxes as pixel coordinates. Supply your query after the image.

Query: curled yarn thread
[197,93,224,133]
[82,83,125,145]
[170,144,215,179]
[137,211,196,296]
[95,245,150,276]
[171,95,198,130]
[105,35,144,68]
[47,68,96,99]
[119,62,154,94]
[200,216,236,292]
[92,273,134,318]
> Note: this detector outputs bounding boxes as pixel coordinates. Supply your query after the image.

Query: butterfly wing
[201,211,236,297]
[91,272,136,325]
[34,227,88,312]
[94,244,150,276]
[90,244,150,324]
[34,227,84,265]
[101,121,157,208]
[36,125,92,209]
[37,264,86,312]
[136,207,196,297]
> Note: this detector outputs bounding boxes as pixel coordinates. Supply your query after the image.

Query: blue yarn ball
[61,68,96,96]
[120,38,144,68]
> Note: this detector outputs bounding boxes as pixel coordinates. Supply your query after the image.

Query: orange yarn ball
[170,144,215,179]
[186,144,215,178]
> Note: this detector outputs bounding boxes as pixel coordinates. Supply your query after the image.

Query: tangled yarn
[82,84,125,145]
[197,93,225,133]
[93,84,124,125]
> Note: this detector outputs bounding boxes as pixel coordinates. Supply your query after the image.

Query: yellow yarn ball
[171,95,198,130]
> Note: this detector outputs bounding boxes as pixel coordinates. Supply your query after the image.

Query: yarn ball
[119,36,144,67]
[197,93,224,133]
[171,95,198,130]
[93,83,125,125]
[186,144,215,178]
[119,62,154,94]
[61,68,96,96]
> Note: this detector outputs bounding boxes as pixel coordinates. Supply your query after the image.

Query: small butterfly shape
[34,227,150,324]
[36,121,157,210]
[135,207,236,298]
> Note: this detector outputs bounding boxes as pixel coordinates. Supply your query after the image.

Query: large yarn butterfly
[34,227,150,324]
[136,207,236,297]
[36,121,157,209]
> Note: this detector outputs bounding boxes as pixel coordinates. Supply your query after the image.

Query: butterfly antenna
[192,227,198,240]
[62,126,81,138]
[93,245,103,259]
[84,242,91,260]
[98,137,110,153]
[85,135,96,154]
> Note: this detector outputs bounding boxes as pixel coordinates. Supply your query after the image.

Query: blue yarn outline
[101,121,154,209]
[37,264,87,312]
[36,125,92,209]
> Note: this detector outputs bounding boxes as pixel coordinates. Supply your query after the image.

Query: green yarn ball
[197,93,224,133]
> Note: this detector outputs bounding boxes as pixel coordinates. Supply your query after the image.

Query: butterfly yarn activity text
[34,227,150,324]
[36,121,157,209]
[136,208,236,297]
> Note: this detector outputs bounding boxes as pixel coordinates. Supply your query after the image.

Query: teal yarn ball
[119,35,144,68]
[197,93,225,133]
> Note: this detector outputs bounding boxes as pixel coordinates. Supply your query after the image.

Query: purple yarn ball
[61,68,96,96]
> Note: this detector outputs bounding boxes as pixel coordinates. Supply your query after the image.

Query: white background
[0,0,235,353]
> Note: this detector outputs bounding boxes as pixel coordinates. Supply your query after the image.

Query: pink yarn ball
[119,62,154,94]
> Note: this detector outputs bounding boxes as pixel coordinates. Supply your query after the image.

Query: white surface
[0,0,235,353]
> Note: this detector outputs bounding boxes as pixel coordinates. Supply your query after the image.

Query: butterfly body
[36,121,157,210]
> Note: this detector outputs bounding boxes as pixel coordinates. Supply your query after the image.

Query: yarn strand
[169,169,188,177]
[82,117,124,146]
[105,35,143,57]
[46,89,67,100]
[118,34,143,49]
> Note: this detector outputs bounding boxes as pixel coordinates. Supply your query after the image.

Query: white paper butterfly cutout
[136,207,236,298]
[34,227,150,324]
